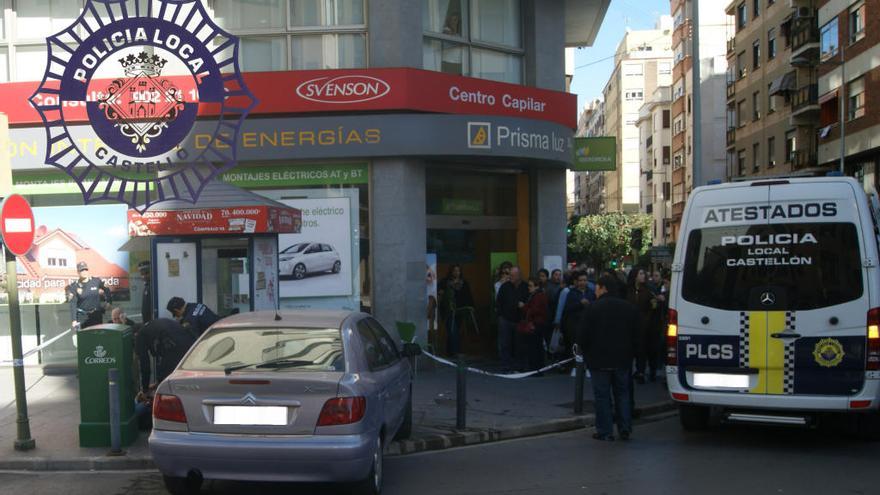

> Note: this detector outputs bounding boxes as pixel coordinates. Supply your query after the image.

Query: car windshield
[281,243,308,254]
[180,327,345,372]
[681,222,864,311]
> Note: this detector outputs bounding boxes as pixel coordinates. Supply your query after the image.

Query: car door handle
[770,332,801,339]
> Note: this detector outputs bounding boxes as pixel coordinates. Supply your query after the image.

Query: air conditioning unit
[794,6,812,19]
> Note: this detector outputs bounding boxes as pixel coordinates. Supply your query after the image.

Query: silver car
[279,242,342,280]
[149,310,420,495]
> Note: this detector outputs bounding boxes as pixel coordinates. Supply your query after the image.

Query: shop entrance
[201,238,250,317]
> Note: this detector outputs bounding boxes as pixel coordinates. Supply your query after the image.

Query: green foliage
[569,212,653,268]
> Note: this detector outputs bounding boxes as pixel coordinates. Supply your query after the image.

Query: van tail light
[666,309,679,365]
[153,394,187,423]
[317,397,366,427]
[867,308,880,371]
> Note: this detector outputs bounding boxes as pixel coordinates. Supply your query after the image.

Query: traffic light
[566,226,573,236]
[630,228,643,251]
[610,259,618,268]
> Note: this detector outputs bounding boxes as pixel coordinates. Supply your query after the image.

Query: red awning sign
[0,194,35,256]
[128,205,302,237]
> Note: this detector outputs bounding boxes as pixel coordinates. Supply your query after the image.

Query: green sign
[440,199,483,216]
[12,171,154,195]
[572,137,616,172]
[220,163,368,187]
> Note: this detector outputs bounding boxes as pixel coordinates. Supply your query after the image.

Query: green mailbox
[77,324,139,447]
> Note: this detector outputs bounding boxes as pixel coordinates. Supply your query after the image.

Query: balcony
[726,126,736,148]
[791,84,818,117]
[726,38,736,55]
[790,18,819,64]
[790,149,817,170]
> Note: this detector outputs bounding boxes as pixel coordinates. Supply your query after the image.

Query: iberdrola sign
[30,0,256,211]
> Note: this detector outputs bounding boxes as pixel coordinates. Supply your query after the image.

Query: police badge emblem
[30,0,256,211]
[813,338,845,368]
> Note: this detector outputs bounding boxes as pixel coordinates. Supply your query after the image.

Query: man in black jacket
[577,274,639,441]
[495,266,528,370]
[135,317,197,392]
[167,297,220,337]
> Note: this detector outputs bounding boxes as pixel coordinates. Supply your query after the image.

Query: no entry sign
[1,194,35,256]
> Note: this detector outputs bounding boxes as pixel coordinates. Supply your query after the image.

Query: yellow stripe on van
[766,312,787,395]
[748,312,767,394]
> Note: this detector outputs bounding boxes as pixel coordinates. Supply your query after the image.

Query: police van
[667,176,880,436]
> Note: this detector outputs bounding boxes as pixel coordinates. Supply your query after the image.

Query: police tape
[0,328,74,366]
[421,350,575,379]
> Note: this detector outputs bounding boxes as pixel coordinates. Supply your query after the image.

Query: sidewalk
[0,361,674,471]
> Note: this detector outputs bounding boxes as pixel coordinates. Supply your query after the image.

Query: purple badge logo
[30,0,257,211]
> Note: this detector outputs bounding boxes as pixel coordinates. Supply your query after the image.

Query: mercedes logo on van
[760,291,776,306]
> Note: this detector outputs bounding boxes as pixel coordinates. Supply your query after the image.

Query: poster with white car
[278,197,353,298]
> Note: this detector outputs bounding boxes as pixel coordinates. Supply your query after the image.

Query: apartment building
[669,0,731,241]
[637,86,672,246]
[574,98,605,216]
[600,20,674,213]
[816,0,879,190]
[725,0,828,187]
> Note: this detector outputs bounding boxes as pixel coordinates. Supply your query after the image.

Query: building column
[371,159,427,343]
[533,167,568,270]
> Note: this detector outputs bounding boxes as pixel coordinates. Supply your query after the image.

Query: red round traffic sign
[1,194,35,256]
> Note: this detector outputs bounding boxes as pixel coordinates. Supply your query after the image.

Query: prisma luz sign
[30,0,255,211]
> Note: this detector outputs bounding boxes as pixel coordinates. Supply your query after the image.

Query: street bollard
[456,357,467,430]
[574,356,585,415]
[108,368,122,455]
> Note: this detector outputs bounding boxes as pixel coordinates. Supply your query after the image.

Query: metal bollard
[456,357,467,430]
[574,358,585,415]
[108,368,122,455]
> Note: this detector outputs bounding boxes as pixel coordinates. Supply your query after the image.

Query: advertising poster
[278,197,353,298]
[253,237,279,310]
[426,253,438,333]
[0,204,130,304]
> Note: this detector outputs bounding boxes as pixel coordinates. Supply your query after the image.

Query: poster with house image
[0,204,130,304]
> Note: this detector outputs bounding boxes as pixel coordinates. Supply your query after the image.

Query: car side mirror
[402,343,422,357]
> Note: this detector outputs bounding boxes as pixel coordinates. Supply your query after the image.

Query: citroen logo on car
[241,393,258,406]
[760,291,776,306]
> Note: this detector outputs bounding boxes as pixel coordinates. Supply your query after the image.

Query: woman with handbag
[518,277,549,372]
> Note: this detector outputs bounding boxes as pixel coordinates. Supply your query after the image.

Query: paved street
[2,413,876,495]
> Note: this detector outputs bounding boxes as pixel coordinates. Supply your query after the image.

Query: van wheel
[679,404,710,431]
[353,435,383,495]
[856,412,880,441]
[163,475,201,495]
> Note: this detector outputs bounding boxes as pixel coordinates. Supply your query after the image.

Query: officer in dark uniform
[166,296,220,337]
[134,317,197,391]
[66,261,111,329]
[138,260,153,324]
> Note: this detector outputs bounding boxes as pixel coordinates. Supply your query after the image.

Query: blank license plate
[214,406,287,425]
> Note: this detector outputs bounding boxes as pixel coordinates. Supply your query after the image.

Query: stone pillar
[368,0,423,68]
[524,0,566,91]
[534,167,568,269]
[371,159,427,344]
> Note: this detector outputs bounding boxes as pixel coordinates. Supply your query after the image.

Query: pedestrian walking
[519,277,548,371]
[576,274,639,441]
[66,261,111,329]
[558,271,595,361]
[627,268,657,384]
[438,264,474,357]
[495,266,528,370]
[166,297,220,337]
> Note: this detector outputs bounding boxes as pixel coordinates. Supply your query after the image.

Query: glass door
[201,238,250,317]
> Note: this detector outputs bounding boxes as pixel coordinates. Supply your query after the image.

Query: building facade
[574,98,604,216]
[0,0,611,363]
[816,0,879,191]
[600,20,674,213]
[637,86,672,246]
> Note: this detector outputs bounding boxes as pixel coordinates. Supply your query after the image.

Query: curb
[0,401,675,471]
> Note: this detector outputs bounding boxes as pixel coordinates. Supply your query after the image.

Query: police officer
[166,296,219,337]
[138,260,153,324]
[66,261,111,329]
[135,317,197,392]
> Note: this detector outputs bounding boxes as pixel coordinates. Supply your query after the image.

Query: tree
[569,212,653,269]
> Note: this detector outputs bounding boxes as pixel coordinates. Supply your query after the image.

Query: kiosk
[126,181,302,319]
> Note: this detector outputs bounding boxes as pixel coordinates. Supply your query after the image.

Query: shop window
[14,45,46,82]
[212,0,286,30]
[850,2,865,44]
[768,28,776,60]
[240,36,289,71]
[291,33,366,70]
[290,0,365,26]
[848,77,865,120]
[820,18,839,61]
[767,136,776,168]
[426,169,517,217]
[423,0,523,83]
[13,0,81,41]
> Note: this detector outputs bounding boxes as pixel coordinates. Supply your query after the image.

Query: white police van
[666,177,880,436]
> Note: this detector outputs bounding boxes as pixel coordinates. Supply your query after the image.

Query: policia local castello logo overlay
[30,0,256,211]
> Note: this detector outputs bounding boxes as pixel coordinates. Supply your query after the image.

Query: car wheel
[162,475,201,495]
[395,388,413,440]
[293,263,307,280]
[332,260,342,273]
[679,404,710,431]
[353,435,383,495]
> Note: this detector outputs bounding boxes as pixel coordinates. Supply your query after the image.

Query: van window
[682,223,863,310]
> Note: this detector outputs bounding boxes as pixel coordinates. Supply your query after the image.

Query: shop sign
[128,205,302,237]
[648,246,674,262]
[221,163,368,187]
[7,68,575,128]
[440,199,483,216]
[571,137,616,171]
[30,0,256,211]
